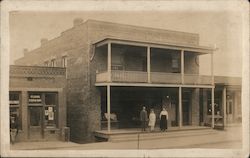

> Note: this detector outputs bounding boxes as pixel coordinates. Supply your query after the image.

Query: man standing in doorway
[140,106,148,132]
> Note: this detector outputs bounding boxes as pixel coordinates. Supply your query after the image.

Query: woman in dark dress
[159,108,168,131]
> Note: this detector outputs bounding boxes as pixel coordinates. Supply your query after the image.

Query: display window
[207,91,222,116]
[9,92,22,130]
[28,92,58,129]
[44,93,58,128]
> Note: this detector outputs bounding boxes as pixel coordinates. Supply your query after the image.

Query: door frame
[226,99,233,123]
[27,105,44,139]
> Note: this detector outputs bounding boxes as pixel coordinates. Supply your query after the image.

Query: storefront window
[28,92,58,129]
[207,91,222,115]
[45,93,58,128]
[9,92,22,130]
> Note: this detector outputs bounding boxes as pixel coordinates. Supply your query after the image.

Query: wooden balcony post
[147,46,151,83]
[211,52,215,129]
[181,50,184,84]
[107,85,111,132]
[223,87,227,127]
[211,87,215,128]
[107,42,111,82]
[211,53,214,85]
[178,87,182,128]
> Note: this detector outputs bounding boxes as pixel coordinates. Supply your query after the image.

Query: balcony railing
[112,70,148,83]
[96,70,212,85]
[10,65,66,77]
[96,71,108,82]
[151,72,182,84]
[184,74,212,85]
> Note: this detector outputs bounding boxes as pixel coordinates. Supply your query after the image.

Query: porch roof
[214,76,242,86]
[93,37,215,55]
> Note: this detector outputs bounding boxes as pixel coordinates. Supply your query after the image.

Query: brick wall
[191,88,200,125]
[202,89,208,124]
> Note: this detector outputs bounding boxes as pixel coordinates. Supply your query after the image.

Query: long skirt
[10,129,17,144]
[160,115,168,131]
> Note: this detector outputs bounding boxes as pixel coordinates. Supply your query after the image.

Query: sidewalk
[10,141,82,150]
[10,126,242,150]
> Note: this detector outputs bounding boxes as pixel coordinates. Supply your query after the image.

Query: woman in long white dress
[148,109,156,132]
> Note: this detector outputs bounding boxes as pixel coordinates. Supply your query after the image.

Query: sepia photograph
[1,0,249,157]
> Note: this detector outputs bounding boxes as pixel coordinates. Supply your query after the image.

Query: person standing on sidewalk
[10,114,19,144]
[140,106,148,132]
[148,108,156,132]
[160,107,168,132]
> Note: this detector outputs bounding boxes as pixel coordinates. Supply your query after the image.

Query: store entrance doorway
[28,106,43,140]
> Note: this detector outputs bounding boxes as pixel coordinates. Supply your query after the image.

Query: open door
[226,99,233,123]
[28,106,43,140]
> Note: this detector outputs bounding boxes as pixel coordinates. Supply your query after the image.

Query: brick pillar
[21,91,28,140]
[203,90,208,125]
[191,88,200,126]
[58,89,66,128]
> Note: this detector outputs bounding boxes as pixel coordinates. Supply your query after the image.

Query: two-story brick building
[14,19,241,143]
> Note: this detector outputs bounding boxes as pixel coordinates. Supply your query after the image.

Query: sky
[9,10,243,77]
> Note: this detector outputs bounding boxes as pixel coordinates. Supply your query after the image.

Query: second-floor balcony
[96,70,212,85]
[93,38,215,86]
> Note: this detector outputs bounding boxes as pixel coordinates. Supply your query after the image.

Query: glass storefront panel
[45,93,58,128]
[28,92,58,129]
[9,92,22,130]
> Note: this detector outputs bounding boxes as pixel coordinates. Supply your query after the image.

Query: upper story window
[62,56,67,68]
[51,59,56,67]
[172,59,179,68]
[171,58,180,73]
[44,61,49,67]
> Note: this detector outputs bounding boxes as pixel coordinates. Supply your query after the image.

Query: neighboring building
[14,19,242,143]
[9,65,67,141]
[214,76,242,124]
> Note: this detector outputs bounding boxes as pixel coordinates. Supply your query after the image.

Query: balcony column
[181,50,184,84]
[107,85,111,132]
[211,52,215,129]
[211,87,215,128]
[107,42,112,82]
[211,52,214,84]
[178,87,182,128]
[147,46,151,83]
[223,87,227,127]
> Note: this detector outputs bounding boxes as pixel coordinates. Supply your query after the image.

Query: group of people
[140,106,169,132]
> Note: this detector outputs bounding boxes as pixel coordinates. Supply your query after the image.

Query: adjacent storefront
[9,65,67,142]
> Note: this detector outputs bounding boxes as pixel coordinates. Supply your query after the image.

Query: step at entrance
[94,126,216,142]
